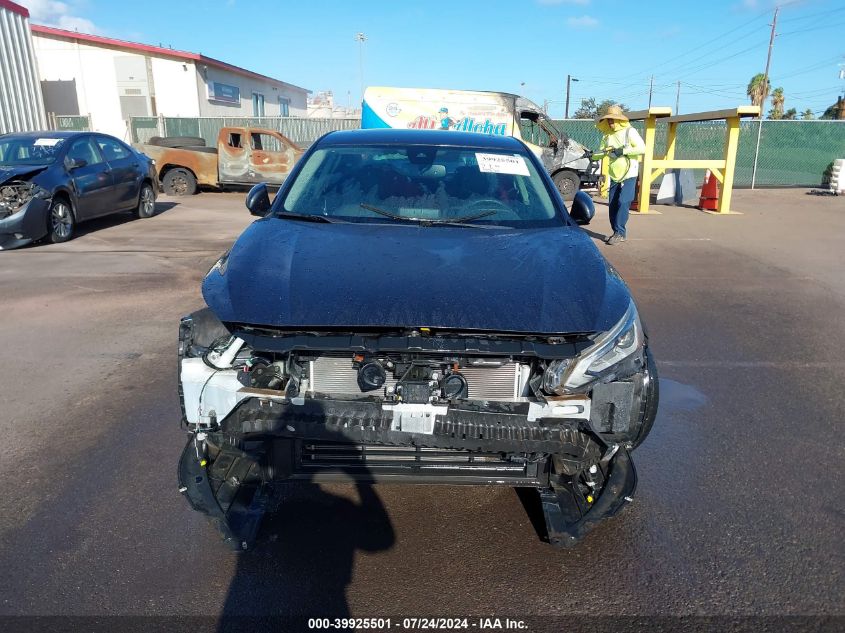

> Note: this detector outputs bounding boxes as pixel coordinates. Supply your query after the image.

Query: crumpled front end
[0,180,51,250]
[176,306,658,550]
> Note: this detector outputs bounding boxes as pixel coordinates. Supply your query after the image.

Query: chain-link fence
[48,113,91,131]
[555,118,845,187]
[129,116,845,187]
[129,116,359,148]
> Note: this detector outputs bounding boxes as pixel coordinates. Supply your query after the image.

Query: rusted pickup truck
[135,127,303,195]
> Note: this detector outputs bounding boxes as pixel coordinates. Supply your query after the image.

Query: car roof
[317,128,527,151]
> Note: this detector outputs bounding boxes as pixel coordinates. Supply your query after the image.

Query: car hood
[0,165,50,184]
[203,218,631,334]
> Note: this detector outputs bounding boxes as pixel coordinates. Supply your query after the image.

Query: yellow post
[716,115,741,214]
[625,107,671,213]
[665,122,677,162]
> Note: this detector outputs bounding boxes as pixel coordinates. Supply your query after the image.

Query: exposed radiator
[308,355,524,401]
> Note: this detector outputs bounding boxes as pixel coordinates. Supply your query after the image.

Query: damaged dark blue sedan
[0,131,157,250]
[177,129,658,549]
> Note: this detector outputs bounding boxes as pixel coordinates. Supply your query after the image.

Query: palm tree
[768,87,785,119]
[802,109,814,120]
[747,73,770,108]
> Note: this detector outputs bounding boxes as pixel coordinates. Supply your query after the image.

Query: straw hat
[596,105,629,123]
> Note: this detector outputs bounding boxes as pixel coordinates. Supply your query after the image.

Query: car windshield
[0,136,66,166]
[280,143,564,227]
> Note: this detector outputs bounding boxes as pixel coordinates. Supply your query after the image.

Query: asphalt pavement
[0,188,842,630]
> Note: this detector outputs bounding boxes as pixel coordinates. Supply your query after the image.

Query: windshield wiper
[360,203,501,228]
[275,211,344,223]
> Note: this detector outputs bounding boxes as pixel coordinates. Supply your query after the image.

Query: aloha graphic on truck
[407,108,508,135]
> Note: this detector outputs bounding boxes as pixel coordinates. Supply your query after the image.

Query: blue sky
[21,0,845,117]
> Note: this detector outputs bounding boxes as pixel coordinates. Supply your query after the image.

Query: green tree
[801,109,815,120]
[573,97,597,119]
[572,98,629,119]
[747,73,770,108]
[782,108,797,120]
[820,98,844,120]
[597,100,628,116]
[768,87,784,119]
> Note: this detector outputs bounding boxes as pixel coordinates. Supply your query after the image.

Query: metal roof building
[0,0,47,134]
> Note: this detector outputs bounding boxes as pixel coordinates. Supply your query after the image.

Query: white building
[31,25,309,139]
[307,91,361,119]
[0,0,46,134]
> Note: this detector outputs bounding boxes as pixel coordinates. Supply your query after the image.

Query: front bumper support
[540,447,636,547]
[178,393,637,549]
[0,198,50,249]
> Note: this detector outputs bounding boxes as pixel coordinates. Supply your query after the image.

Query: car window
[0,137,65,165]
[96,136,130,161]
[66,137,104,166]
[281,144,563,228]
[251,133,285,153]
[519,113,555,148]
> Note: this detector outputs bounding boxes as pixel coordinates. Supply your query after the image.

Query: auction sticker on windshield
[476,153,529,176]
[34,138,62,146]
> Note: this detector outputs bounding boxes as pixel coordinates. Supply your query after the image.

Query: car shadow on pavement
[217,458,395,631]
[71,202,180,239]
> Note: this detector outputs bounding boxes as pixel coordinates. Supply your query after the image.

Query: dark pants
[608,177,636,237]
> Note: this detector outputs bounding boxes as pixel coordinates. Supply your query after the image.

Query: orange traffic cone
[698,170,719,211]
[630,176,642,210]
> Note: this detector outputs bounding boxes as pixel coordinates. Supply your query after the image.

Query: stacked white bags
[833,159,844,194]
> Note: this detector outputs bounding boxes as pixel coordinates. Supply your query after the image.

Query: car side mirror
[569,190,595,226]
[246,182,272,216]
[67,157,87,170]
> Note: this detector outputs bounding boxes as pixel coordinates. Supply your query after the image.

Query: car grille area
[291,442,543,485]
[308,354,524,401]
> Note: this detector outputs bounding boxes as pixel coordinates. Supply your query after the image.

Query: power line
[771,55,845,81]
[778,7,842,23]
[623,8,771,79]
[779,19,845,37]
[672,39,772,81]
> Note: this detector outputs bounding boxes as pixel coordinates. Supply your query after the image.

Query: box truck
[362,87,599,200]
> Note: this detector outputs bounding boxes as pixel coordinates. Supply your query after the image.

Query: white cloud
[539,0,591,5]
[21,0,99,33]
[567,15,599,28]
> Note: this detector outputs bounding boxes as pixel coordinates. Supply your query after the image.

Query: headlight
[543,300,643,394]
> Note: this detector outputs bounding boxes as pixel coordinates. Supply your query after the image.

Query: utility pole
[354,32,367,105]
[675,81,680,114]
[751,6,778,189]
[565,75,578,119]
[648,75,654,108]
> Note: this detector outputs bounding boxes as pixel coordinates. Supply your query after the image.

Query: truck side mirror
[246,182,271,216]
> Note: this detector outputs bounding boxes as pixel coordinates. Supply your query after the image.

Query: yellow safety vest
[595,123,646,182]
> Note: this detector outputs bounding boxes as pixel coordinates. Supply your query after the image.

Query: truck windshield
[0,137,65,166]
[280,144,564,228]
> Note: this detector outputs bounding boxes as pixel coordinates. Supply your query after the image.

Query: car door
[64,136,114,220]
[95,135,140,211]
[246,131,297,184]
[218,129,249,182]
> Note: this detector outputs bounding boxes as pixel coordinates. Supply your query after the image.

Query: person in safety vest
[585,105,645,245]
